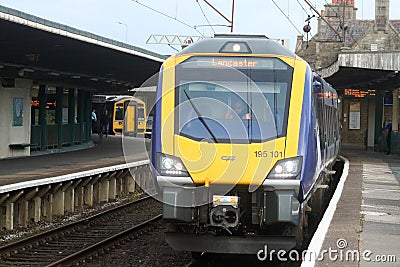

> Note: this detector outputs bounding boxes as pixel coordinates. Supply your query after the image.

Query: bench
[9,143,35,149]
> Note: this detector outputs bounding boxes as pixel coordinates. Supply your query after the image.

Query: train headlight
[267,156,302,179]
[220,41,251,53]
[157,153,189,176]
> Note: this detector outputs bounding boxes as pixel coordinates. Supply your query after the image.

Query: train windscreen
[175,56,293,143]
[115,103,124,121]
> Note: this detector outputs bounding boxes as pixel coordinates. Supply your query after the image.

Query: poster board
[349,102,360,130]
[13,98,23,126]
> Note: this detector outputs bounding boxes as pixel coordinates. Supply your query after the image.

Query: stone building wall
[315,42,344,70]
[295,0,400,147]
[352,26,400,51]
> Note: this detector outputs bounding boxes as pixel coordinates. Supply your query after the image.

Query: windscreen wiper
[183,89,218,143]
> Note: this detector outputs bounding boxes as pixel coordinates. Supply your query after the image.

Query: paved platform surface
[0,135,149,187]
[315,145,399,267]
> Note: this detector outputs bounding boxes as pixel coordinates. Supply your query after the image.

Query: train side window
[137,104,145,120]
[313,79,325,150]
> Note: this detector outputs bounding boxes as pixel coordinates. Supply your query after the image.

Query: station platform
[308,145,400,266]
[0,139,399,266]
[0,135,149,187]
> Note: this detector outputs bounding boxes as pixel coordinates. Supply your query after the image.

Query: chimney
[326,0,357,20]
[332,0,354,4]
[375,0,390,31]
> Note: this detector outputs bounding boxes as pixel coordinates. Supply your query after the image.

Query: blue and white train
[150,34,341,255]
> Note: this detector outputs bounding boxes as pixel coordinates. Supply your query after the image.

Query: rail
[0,196,161,266]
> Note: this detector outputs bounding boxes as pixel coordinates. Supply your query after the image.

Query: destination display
[211,57,259,68]
[344,89,376,98]
[180,56,289,70]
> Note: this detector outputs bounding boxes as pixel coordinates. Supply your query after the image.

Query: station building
[296,0,400,152]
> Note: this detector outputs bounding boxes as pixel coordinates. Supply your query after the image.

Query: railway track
[0,196,162,266]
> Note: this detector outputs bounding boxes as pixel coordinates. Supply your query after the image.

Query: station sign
[344,89,376,98]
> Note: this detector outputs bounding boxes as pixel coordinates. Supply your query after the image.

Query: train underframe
[161,169,336,256]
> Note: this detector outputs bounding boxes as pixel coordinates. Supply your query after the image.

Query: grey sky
[0,0,398,54]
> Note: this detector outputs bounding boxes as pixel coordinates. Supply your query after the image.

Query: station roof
[318,51,400,92]
[324,67,399,91]
[0,5,166,93]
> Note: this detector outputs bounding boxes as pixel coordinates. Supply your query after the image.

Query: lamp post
[118,22,128,43]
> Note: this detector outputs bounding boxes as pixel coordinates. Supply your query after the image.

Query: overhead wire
[320,0,360,47]
[133,0,334,48]
[295,0,314,40]
[323,0,339,17]
[322,0,343,38]
[132,0,205,37]
[168,44,180,52]
[196,0,216,33]
[270,0,306,38]
[296,0,310,15]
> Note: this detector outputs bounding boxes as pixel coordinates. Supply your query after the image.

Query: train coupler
[209,195,240,228]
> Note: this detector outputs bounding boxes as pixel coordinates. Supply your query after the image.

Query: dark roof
[0,5,165,93]
[389,20,400,31]
[325,67,397,90]
[315,20,373,46]
[299,16,400,90]
[315,19,400,47]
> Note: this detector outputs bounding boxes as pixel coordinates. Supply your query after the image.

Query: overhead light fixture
[23,68,34,72]
[90,78,99,81]
[49,72,60,76]
[71,75,80,79]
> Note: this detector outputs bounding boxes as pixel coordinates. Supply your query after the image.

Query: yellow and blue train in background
[151,35,341,256]
[93,95,146,136]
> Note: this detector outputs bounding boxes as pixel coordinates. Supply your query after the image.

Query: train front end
[151,36,313,255]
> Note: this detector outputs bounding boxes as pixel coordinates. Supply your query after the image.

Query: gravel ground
[0,194,191,267]
[83,223,191,267]
[0,194,139,245]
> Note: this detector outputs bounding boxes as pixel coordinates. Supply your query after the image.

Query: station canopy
[0,5,166,93]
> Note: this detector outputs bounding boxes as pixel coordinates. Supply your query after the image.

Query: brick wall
[341,98,368,144]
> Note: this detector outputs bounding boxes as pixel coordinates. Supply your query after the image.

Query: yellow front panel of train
[161,55,189,155]
[174,135,285,185]
[159,54,306,186]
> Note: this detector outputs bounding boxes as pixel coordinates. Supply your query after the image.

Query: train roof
[178,34,296,58]
[94,95,139,103]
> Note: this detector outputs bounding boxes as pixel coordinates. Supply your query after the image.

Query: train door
[124,99,137,136]
[113,101,126,135]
